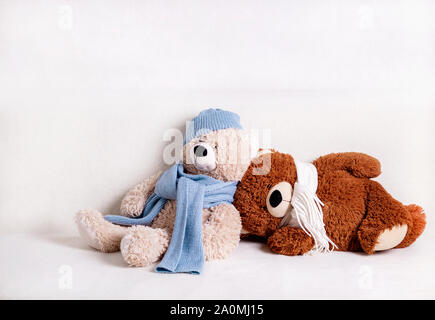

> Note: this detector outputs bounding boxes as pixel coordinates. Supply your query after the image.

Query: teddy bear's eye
[266,184,272,190]
[266,182,293,218]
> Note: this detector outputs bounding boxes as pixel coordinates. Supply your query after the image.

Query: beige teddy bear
[75,109,251,272]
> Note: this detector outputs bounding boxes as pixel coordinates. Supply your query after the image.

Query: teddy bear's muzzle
[192,142,217,172]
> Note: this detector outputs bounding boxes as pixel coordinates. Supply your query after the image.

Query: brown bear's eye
[266,182,293,218]
[269,190,282,207]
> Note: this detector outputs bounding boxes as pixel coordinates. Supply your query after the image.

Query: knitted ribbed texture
[184,108,243,144]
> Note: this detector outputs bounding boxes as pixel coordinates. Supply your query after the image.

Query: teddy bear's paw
[120,226,170,267]
[267,226,315,256]
[395,205,426,249]
[120,172,162,218]
[75,209,105,251]
[374,224,408,251]
[120,192,147,217]
[75,209,127,253]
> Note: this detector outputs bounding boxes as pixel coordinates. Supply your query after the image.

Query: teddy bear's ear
[256,148,275,157]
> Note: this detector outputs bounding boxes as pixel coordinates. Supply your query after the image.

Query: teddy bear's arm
[120,171,162,217]
[267,226,315,256]
[313,152,381,178]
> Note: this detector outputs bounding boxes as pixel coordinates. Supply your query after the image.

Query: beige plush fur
[75,128,250,267]
[75,209,128,253]
[183,128,251,182]
[120,171,162,218]
[120,226,170,266]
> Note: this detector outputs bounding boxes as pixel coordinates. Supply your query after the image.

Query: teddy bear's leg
[120,226,170,267]
[395,204,426,249]
[202,203,242,261]
[321,202,363,252]
[75,209,128,253]
[357,181,413,254]
[267,226,315,256]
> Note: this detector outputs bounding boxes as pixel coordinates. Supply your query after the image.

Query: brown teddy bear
[234,150,426,255]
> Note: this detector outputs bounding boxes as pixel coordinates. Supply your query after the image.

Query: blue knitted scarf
[104,164,237,274]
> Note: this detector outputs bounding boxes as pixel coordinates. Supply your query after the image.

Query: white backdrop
[0,0,434,299]
[1,0,434,234]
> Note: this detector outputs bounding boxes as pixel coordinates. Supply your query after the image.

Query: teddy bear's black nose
[269,190,282,208]
[194,145,208,157]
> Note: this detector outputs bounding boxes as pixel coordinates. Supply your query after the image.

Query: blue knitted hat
[184,108,243,144]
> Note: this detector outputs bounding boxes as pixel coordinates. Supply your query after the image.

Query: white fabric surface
[1,231,434,299]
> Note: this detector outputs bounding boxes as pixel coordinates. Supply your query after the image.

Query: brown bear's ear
[256,148,275,157]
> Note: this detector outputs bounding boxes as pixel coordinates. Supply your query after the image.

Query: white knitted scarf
[279,160,337,254]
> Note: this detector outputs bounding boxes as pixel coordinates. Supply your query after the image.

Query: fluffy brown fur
[233,151,426,255]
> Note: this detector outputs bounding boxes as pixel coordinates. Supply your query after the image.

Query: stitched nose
[269,190,282,208]
[194,145,208,157]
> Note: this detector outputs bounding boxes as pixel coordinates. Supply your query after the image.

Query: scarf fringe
[280,182,337,255]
